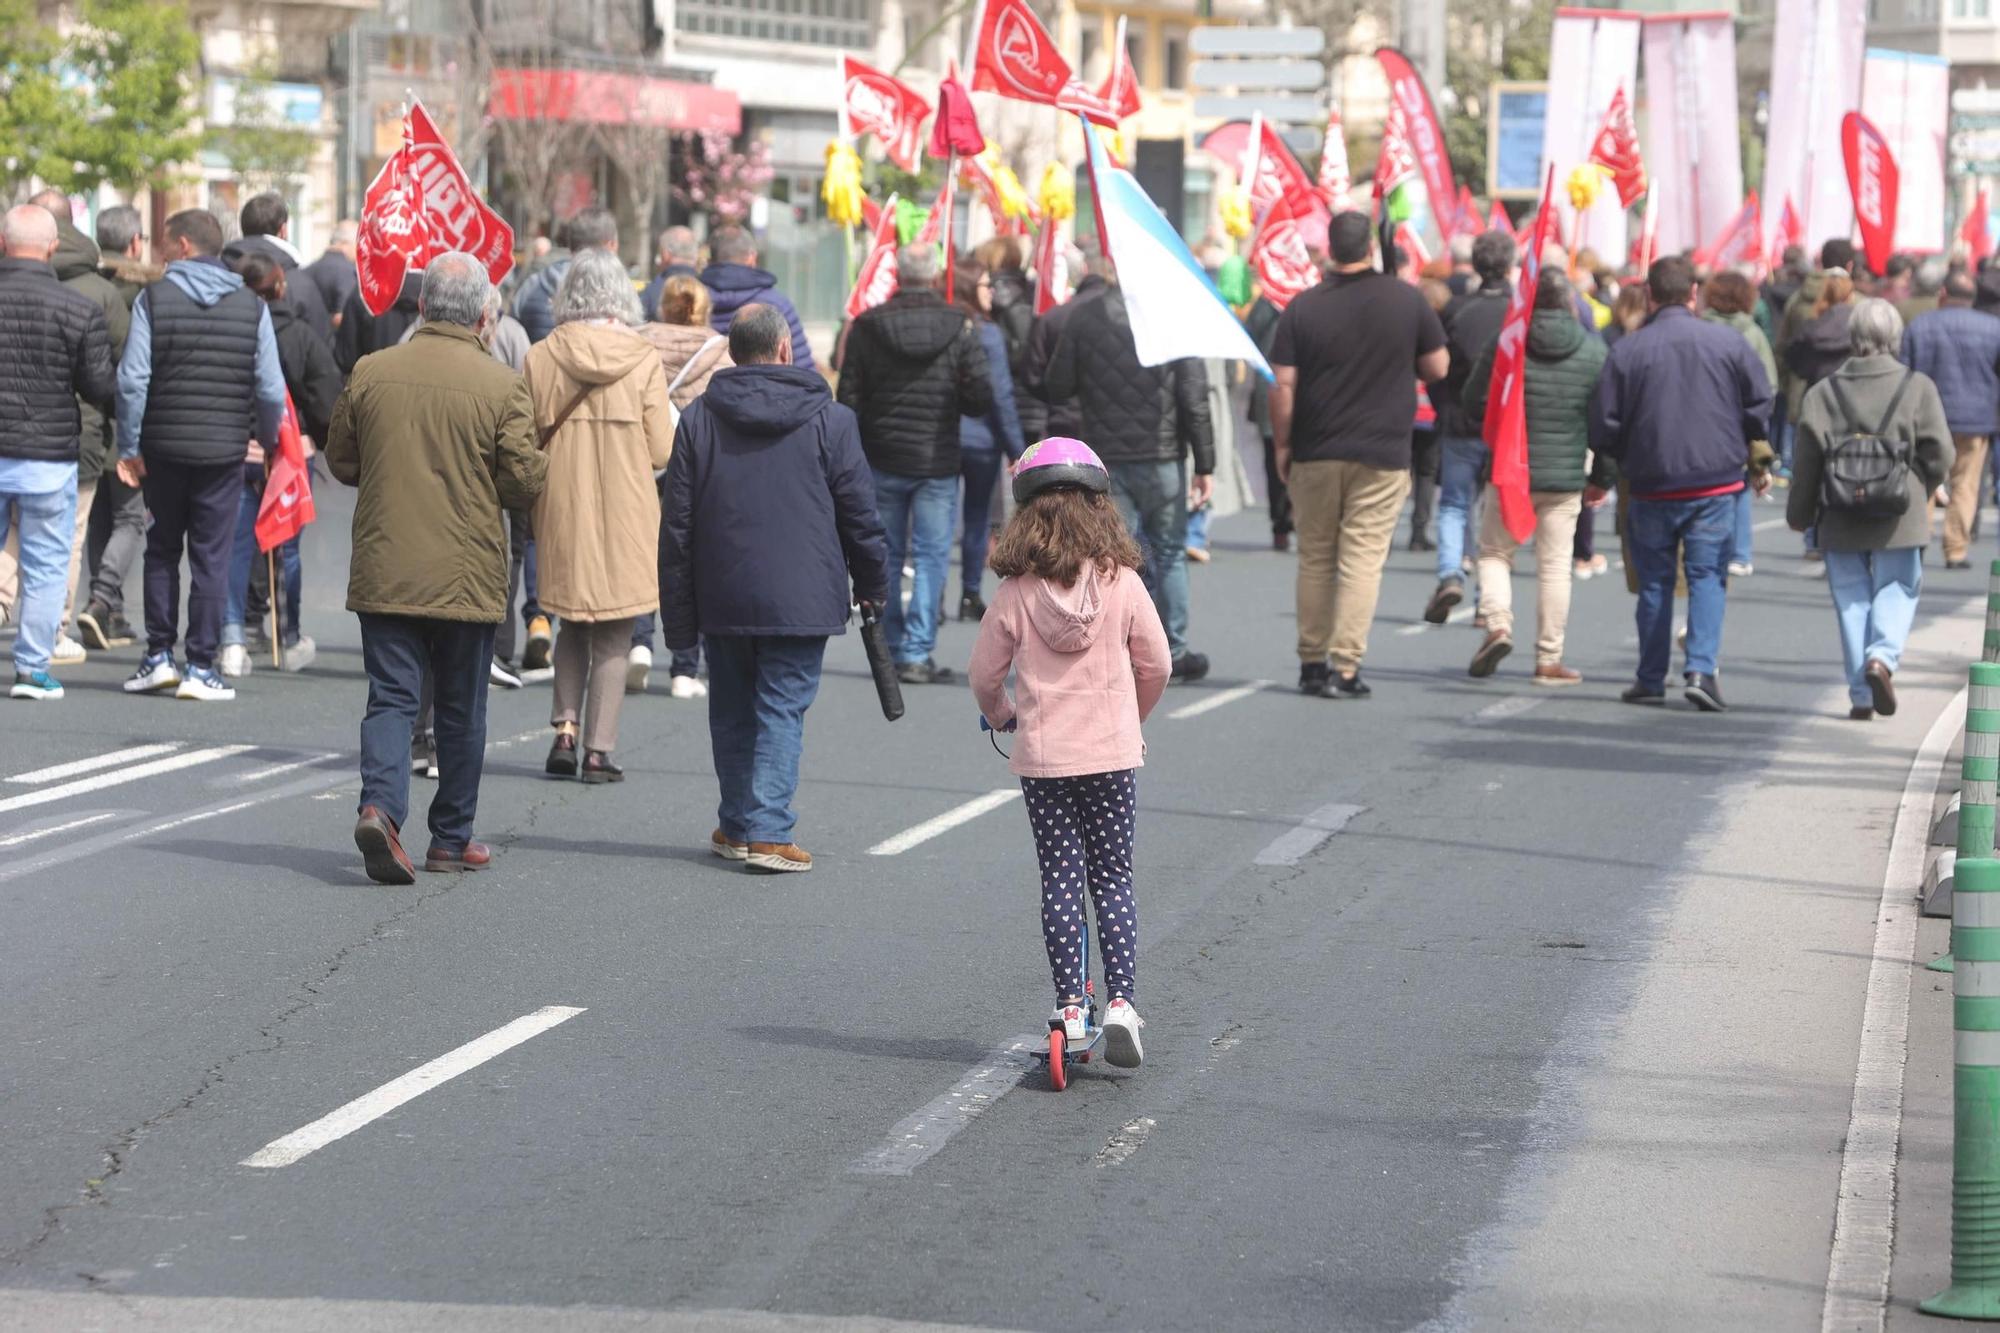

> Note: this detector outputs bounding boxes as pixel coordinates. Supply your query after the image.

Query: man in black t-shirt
[1270,212,1449,699]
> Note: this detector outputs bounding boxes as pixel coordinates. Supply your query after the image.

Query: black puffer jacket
[0,257,115,464]
[335,273,423,375]
[1042,289,1214,474]
[269,300,344,446]
[1022,274,1109,440]
[51,218,130,482]
[836,288,993,478]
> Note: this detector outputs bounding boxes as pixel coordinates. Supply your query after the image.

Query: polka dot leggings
[1021,770,1138,1004]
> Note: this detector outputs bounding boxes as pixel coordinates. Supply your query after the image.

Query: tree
[671,130,774,225]
[459,0,601,242]
[595,122,673,255]
[206,59,317,195]
[1439,0,1553,195]
[0,0,86,197]
[64,0,202,193]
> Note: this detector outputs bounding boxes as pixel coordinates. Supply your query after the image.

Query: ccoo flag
[1079,116,1271,379]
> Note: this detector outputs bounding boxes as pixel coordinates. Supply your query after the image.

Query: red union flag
[1243,116,1325,227]
[1964,186,1994,264]
[1700,193,1763,275]
[1249,196,1317,310]
[1317,104,1353,211]
[408,100,513,287]
[1586,84,1647,209]
[845,193,903,320]
[1483,166,1557,545]
[843,57,930,173]
[1487,200,1510,234]
[1375,48,1456,234]
[972,0,1072,106]
[1842,111,1900,276]
[1094,25,1141,121]
[356,117,430,318]
[1775,193,1804,254]
[254,393,316,553]
[1033,217,1070,316]
[1373,99,1418,204]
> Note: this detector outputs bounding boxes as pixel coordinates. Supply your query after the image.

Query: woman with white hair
[524,246,675,780]
[1787,297,1953,720]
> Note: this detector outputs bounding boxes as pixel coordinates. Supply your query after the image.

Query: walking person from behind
[526,249,676,783]
[700,226,815,369]
[1587,255,1773,711]
[1460,268,1606,685]
[1424,229,1517,623]
[954,257,1027,621]
[1271,211,1450,698]
[325,252,547,884]
[75,204,151,652]
[1900,269,2000,569]
[968,439,1172,1068]
[116,208,287,703]
[660,305,889,874]
[0,205,115,700]
[1788,299,1952,719]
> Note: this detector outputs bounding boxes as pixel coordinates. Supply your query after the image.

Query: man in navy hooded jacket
[659,304,886,875]
[699,226,815,371]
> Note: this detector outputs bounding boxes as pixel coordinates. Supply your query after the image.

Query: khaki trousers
[552,616,635,754]
[0,478,92,625]
[1475,489,1583,666]
[1291,459,1411,674]
[1948,433,1989,562]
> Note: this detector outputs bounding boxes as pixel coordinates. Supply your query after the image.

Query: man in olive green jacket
[324,252,546,884]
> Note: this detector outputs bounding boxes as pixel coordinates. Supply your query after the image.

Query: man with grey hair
[326,251,548,884]
[303,218,360,330]
[700,224,815,368]
[76,204,152,649]
[836,242,992,683]
[515,206,618,344]
[0,204,115,699]
[640,224,700,321]
[1900,267,2000,567]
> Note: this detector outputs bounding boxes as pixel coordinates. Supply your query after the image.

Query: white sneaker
[50,633,86,666]
[1050,1002,1089,1044]
[626,644,652,693]
[1727,561,1754,578]
[669,673,707,699]
[175,664,236,702]
[281,636,316,672]
[218,643,253,678]
[124,651,181,693]
[489,658,523,688]
[1102,999,1145,1068]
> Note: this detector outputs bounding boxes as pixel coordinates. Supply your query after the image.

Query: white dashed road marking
[849,1035,1041,1176]
[7,743,183,785]
[868,789,1021,856]
[1468,695,1546,725]
[1167,681,1271,720]
[0,745,255,817]
[1254,803,1365,866]
[1093,1117,1157,1168]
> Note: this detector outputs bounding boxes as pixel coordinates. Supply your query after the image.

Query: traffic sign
[1189,59,1323,91]
[1192,94,1324,123]
[1189,28,1325,58]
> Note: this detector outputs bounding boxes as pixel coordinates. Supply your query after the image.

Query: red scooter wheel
[1048,1029,1067,1091]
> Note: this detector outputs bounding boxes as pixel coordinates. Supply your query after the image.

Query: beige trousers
[1948,433,1989,562]
[1291,459,1411,674]
[0,478,91,625]
[552,617,635,753]
[1475,489,1583,666]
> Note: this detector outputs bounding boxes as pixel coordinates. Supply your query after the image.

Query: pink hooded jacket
[968,564,1173,779]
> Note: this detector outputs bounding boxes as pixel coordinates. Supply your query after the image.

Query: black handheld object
[858,601,904,722]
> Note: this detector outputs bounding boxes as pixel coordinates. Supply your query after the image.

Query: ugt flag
[254,392,316,552]
[1079,116,1270,379]
[1482,166,1558,545]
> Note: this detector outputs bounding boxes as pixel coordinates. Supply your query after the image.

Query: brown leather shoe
[746,841,813,873]
[1532,663,1583,687]
[545,731,579,777]
[424,841,491,873]
[1865,660,1897,717]
[581,750,624,784]
[1468,630,1513,678]
[355,806,416,885]
[710,830,749,861]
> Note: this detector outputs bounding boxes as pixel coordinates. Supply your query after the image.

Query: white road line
[1821,685,1966,1333]
[1469,695,1546,726]
[1254,802,1365,866]
[1167,680,1272,721]
[241,1005,586,1169]
[1093,1116,1157,1168]
[149,798,262,834]
[868,789,1021,856]
[0,811,121,848]
[1397,605,1478,636]
[849,1035,1039,1176]
[0,745,255,817]
[6,743,182,786]
[217,752,343,786]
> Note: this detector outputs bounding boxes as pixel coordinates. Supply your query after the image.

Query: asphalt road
[0,480,1983,1331]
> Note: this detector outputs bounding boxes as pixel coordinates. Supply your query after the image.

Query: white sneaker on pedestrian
[50,633,86,666]
[1050,1002,1090,1044]
[281,636,316,672]
[1102,998,1145,1068]
[669,673,707,699]
[1727,561,1754,578]
[175,664,236,702]
[626,643,652,693]
[489,658,523,688]
[124,651,181,694]
[218,643,253,678]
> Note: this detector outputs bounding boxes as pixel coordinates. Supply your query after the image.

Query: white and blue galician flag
[1079,115,1273,381]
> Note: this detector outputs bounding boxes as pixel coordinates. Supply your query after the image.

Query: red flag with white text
[1483,167,1557,545]
[972,0,1072,107]
[844,193,903,319]
[1093,28,1141,121]
[1249,195,1317,310]
[843,57,931,173]
[355,116,430,318]
[1244,117,1327,227]
[1317,104,1354,212]
[407,99,513,286]
[254,393,315,553]
[1586,84,1647,208]
[1964,187,1995,264]
[1375,48,1457,236]
[1842,112,1900,276]
[1033,218,1070,316]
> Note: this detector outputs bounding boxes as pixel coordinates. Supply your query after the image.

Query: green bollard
[1925,856,2000,1319]
[1934,664,2000,974]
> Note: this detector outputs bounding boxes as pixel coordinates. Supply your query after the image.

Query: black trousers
[140,458,238,668]
[1260,433,1292,536]
[1409,428,1441,541]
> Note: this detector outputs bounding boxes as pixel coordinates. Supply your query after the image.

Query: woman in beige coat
[524,248,675,782]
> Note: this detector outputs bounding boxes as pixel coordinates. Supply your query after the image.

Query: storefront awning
[489,69,741,135]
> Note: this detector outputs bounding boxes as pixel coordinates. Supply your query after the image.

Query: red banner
[843,57,930,173]
[254,393,316,553]
[1094,23,1141,121]
[355,116,430,318]
[1317,104,1353,212]
[1375,48,1457,237]
[1483,166,1557,545]
[1249,196,1317,310]
[1964,187,1994,264]
[408,100,513,288]
[972,0,1072,107]
[1586,83,1647,208]
[1373,98,1418,205]
[1842,111,1900,277]
[1775,193,1804,255]
[1699,192,1762,275]
[1487,200,1510,234]
[1033,218,1070,316]
[845,194,903,320]
[1243,117,1327,229]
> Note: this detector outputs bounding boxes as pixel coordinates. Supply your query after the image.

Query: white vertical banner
[1761,0,1867,255]
[1641,14,1743,258]
[1541,8,1643,258]
[1862,48,1950,254]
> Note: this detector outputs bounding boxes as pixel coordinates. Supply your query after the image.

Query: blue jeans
[1436,435,1487,583]
[961,447,1005,601]
[1729,484,1754,569]
[1824,548,1923,707]
[0,479,77,675]
[874,469,956,665]
[1629,493,1733,689]
[629,613,700,677]
[1186,504,1211,550]
[705,634,827,844]
[357,613,496,850]
[221,465,303,647]
[1108,459,1191,658]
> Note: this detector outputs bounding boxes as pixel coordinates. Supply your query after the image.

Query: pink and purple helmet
[1012,436,1110,505]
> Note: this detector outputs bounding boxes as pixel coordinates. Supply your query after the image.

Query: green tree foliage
[206,58,317,193]
[0,0,86,194]
[1442,0,1555,195]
